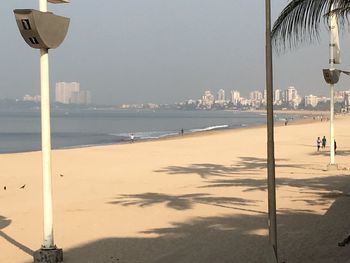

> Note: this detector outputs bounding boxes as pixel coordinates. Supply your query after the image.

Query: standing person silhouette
[317,137,321,152]
[322,136,326,149]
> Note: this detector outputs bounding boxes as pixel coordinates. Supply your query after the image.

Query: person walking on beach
[130,133,134,143]
[317,137,321,152]
[334,140,337,155]
[322,136,326,149]
[181,128,184,136]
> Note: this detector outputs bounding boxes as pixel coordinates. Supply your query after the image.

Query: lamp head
[14,9,70,49]
[322,69,340,85]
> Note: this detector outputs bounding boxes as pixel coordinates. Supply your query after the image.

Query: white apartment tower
[231,90,240,105]
[285,86,301,107]
[304,95,318,107]
[202,90,215,108]
[249,90,263,101]
[285,86,297,103]
[274,89,282,105]
[217,89,225,102]
[55,82,91,105]
[55,82,80,104]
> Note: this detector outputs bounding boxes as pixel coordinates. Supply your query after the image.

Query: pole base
[33,247,63,263]
[327,163,338,171]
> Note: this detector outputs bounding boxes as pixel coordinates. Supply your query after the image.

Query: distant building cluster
[181,86,350,111]
[22,94,41,102]
[118,85,350,111]
[273,86,301,108]
[55,82,91,105]
[194,86,303,110]
[18,83,350,112]
[120,103,159,109]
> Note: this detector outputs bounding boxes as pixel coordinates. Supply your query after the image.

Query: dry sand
[1,115,350,263]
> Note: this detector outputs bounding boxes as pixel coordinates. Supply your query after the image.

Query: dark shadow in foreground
[0,215,34,256]
[26,203,350,263]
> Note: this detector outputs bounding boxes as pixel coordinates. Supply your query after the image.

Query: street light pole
[327,5,339,170]
[40,49,54,249]
[265,0,278,260]
[13,0,69,261]
[38,0,56,250]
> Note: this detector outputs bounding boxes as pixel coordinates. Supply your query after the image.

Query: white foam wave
[190,125,228,132]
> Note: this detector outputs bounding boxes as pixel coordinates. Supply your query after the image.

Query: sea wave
[189,125,229,133]
[109,131,178,140]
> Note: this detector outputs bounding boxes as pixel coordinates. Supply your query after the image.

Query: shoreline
[0,112,322,155]
[0,111,331,155]
[249,109,330,116]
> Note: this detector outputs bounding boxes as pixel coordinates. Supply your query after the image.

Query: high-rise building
[274,89,282,105]
[202,90,215,108]
[55,82,80,104]
[55,82,91,105]
[249,90,263,101]
[284,86,301,107]
[217,89,225,102]
[231,90,240,105]
[304,95,318,107]
[285,86,297,102]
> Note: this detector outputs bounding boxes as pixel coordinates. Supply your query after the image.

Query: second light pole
[327,5,340,170]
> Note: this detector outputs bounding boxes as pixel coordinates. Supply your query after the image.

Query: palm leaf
[272,0,350,52]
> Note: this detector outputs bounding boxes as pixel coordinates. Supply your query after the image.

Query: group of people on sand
[316,135,337,154]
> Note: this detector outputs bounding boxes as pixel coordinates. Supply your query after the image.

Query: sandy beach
[1,115,350,263]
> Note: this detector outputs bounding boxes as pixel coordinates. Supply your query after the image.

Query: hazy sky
[1,1,350,105]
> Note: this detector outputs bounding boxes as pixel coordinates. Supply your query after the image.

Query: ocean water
[0,109,293,153]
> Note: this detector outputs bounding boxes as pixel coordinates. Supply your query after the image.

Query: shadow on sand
[154,157,302,179]
[15,163,350,263]
[109,192,265,214]
[309,149,350,157]
[95,174,350,263]
[24,205,349,263]
[0,215,34,256]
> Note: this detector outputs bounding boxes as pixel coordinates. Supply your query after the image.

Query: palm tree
[272,0,349,168]
[272,0,350,49]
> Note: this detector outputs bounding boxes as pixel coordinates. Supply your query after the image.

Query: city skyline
[1,1,350,104]
[15,83,349,108]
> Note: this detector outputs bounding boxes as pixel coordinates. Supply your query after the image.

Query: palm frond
[272,0,350,52]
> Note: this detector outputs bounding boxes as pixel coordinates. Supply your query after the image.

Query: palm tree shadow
[42,201,350,263]
[154,157,301,179]
[59,214,272,263]
[0,215,34,257]
[203,174,350,191]
[309,149,350,157]
[202,175,350,208]
[109,192,265,214]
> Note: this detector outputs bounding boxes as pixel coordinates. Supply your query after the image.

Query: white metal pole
[39,0,55,249]
[330,85,335,164]
[40,0,47,12]
[40,48,54,249]
[329,8,336,165]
